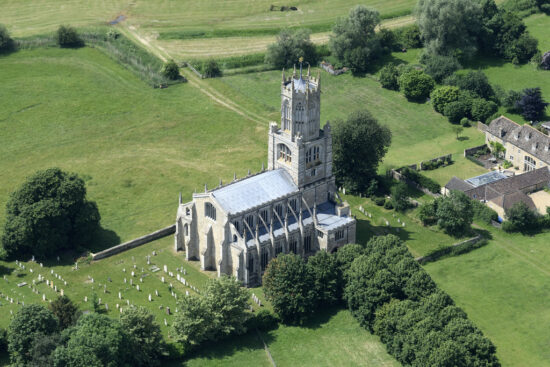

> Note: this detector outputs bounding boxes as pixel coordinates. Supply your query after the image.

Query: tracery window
[205,202,216,221]
[278,144,292,163]
[305,146,320,165]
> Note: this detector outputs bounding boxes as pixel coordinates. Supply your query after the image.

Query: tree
[515,87,548,121]
[416,0,482,58]
[451,125,464,139]
[202,59,222,78]
[510,32,539,64]
[263,254,316,324]
[391,182,410,211]
[162,60,180,80]
[265,29,317,69]
[419,201,437,226]
[49,295,80,330]
[379,64,399,90]
[329,6,383,73]
[29,333,61,367]
[452,71,496,101]
[0,24,14,53]
[435,191,474,236]
[421,52,461,82]
[8,304,58,365]
[171,276,249,349]
[430,86,460,113]
[398,69,435,101]
[1,168,100,259]
[332,110,392,193]
[56,25,82,48]
[443,100,469,123]
[52,313,133,367]
[307,251,339,304]
[397,24,423,49]
[471,98,498,123]
[120,306,164,367]
[503,201,540,233]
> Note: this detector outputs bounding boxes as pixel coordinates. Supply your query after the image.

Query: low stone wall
[92,224,176,260]
[419,154,452,170]
[320,61,348,75]
[464,144,488,157]
[415,235,483,264]
[390,169,441,197]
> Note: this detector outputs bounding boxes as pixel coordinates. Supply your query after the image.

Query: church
[174,64,356,287]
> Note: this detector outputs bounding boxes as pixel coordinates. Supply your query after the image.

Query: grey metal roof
[211,169,298,214]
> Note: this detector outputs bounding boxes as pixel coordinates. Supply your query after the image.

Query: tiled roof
[487,116,550,163]
[211,169,299,214]
[490,191,536,212]
[445,176,474,191]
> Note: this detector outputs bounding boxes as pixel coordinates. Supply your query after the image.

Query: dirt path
[121,25,269,125]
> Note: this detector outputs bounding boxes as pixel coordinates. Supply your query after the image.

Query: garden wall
[415,235,484,264]
[92,224,176,260]
[464,144,488,157]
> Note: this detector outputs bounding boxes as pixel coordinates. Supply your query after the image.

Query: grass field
[425,226,550,366]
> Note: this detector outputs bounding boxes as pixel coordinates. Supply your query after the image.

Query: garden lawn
[424,226,550,366]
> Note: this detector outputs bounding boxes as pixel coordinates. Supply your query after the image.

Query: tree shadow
[87,226,121,253]
[457,136,470,141]
[356,218,413,245]
[0,264,14,276]
[460,55,508,70]
[297,304,343,330]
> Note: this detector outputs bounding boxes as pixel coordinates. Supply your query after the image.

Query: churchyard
[0,1,550,365]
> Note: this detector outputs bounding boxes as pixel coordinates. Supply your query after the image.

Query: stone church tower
[268,62,334,207]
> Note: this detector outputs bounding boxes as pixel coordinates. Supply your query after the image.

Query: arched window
[261,249,269,270]
[287,198,297,214]
[295,103,304,122]
[305,146,320,165]
[185,208,190,216]
[205,202,216,221]
[184,224,189,236]
[278,144,292,163]
[282,100,290,130]
[274,204,283,218]
[289,237,297,254]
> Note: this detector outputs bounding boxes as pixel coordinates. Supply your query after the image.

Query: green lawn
[424,226,550,366]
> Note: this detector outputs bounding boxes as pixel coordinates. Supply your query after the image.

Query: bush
[374,197,386,206]
[390,182,409,211]
[430,86,460,114]
[162,60,180,80]
[471,98,498,123]
[542,51,550,70]
[383,199,394,209]
[421,52,461,83]
[515,87,549,121]
[461,117,471,127]
[419,201,437,225]
[504,201,540,233]
[509,32,539,63]
[1,168,100,259]
[396,24,422,49]
[202,59,222,78]
[399,69,435,101]
[265,28,317,69]
[56,25,82,48]
[444,100,470,123]
[379,64,399,90]
[471,199,498,224]
[451,71,496,101]
[400,167,441,193]
[0,24,14,52]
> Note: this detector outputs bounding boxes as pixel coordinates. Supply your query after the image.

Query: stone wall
[92,225,176,260]
[415,235,483,264]
[464,144,488,157]
[320,61,348,75]
[419,154,452,170]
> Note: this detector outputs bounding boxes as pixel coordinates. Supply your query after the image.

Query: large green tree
[399,69,435,101]
[332,110,391,193]
[435,190,474,236]
[416,0,483,58]
[52,313,133,367]
[1,168,100,259]
[265,29,317,69]
[8,304,59,366]
[120,306,165,367]
[263,254,316,324]
[171,276,249,349]
[329,5,383,73]
[307,250,340,305]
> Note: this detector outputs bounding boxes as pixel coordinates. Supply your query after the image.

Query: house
[484,116,550,173]
[174,65,356,287]
[445,167,550,218]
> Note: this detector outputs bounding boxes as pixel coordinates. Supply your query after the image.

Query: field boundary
[92,225,176,260]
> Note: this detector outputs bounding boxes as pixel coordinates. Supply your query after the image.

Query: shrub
[379,64,399,90]
[265,28,317,69]
[451,71,496,101]
[396,24,422,49]
[515,87,549,121]
[509,32,539,63]
[444,100,470,123]
[366,179,379,197]
[471,98,498,123]
[162,60,180,80]
[0,24,14,52]
[421,52,461,82]
[374,197,386,206]
[400,167,441,193]
[399,69,435,101]
[542,51,550,70]
[419,201,437,225]
[391,182,409,211]
[504,201,540,233]
[1,168,100,259]
[202,59,222,78]
[471,199,498,224]
[56,25,82,48]
[384,199,394,209]
[460,117,471,127]
[430,86,460,113]
[49,296,80,330]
